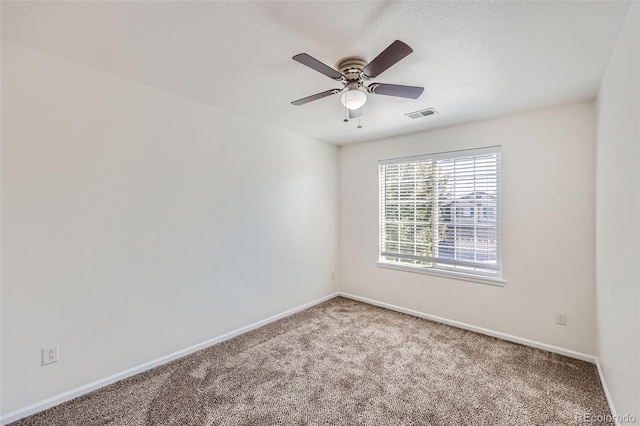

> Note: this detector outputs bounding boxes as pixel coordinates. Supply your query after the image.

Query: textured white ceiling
[1,1,632,145]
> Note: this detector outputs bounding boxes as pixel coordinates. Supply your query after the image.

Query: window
[378,146,502,281]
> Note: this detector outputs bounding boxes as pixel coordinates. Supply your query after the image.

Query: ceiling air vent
[405,108,437,119]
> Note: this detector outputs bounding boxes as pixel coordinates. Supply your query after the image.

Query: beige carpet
[12,297,611,425]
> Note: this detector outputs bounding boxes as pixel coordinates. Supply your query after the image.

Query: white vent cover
[405,108,438,119]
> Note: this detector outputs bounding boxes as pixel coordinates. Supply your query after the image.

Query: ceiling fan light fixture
[341,89,367,110]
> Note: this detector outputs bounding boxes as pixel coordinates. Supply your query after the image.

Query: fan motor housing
[337,57,367,81]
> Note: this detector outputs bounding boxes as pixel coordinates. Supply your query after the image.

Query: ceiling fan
[291,40,424,122]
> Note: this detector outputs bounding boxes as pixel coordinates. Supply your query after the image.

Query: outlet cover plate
[555,312,568,326]
[42,344,59,366]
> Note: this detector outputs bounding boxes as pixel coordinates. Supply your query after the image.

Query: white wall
[0,41,339,415]
[340,102,596,355]
[596,2,639,419]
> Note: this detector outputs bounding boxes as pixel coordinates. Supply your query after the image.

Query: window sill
[376,261,506,287]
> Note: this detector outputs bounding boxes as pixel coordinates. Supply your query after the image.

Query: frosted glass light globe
[341,89,367,110]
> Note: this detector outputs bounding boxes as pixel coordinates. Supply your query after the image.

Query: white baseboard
[0,292,339,425]
[595,358,619,425]
[338,292,597,363]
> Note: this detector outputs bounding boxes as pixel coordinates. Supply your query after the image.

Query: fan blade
[291,89,340,106]
[368,83,424,99]
[292,53,343,81]
[362,40,413,79]
[348,107,363,119]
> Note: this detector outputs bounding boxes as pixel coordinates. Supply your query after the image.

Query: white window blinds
[378,146,501,279]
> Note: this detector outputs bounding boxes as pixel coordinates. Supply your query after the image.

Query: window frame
[377,146,504,286]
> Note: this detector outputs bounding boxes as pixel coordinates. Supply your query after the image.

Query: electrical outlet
[555,312,568,326]
[331,272,336,280]
[42,344,59,366]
